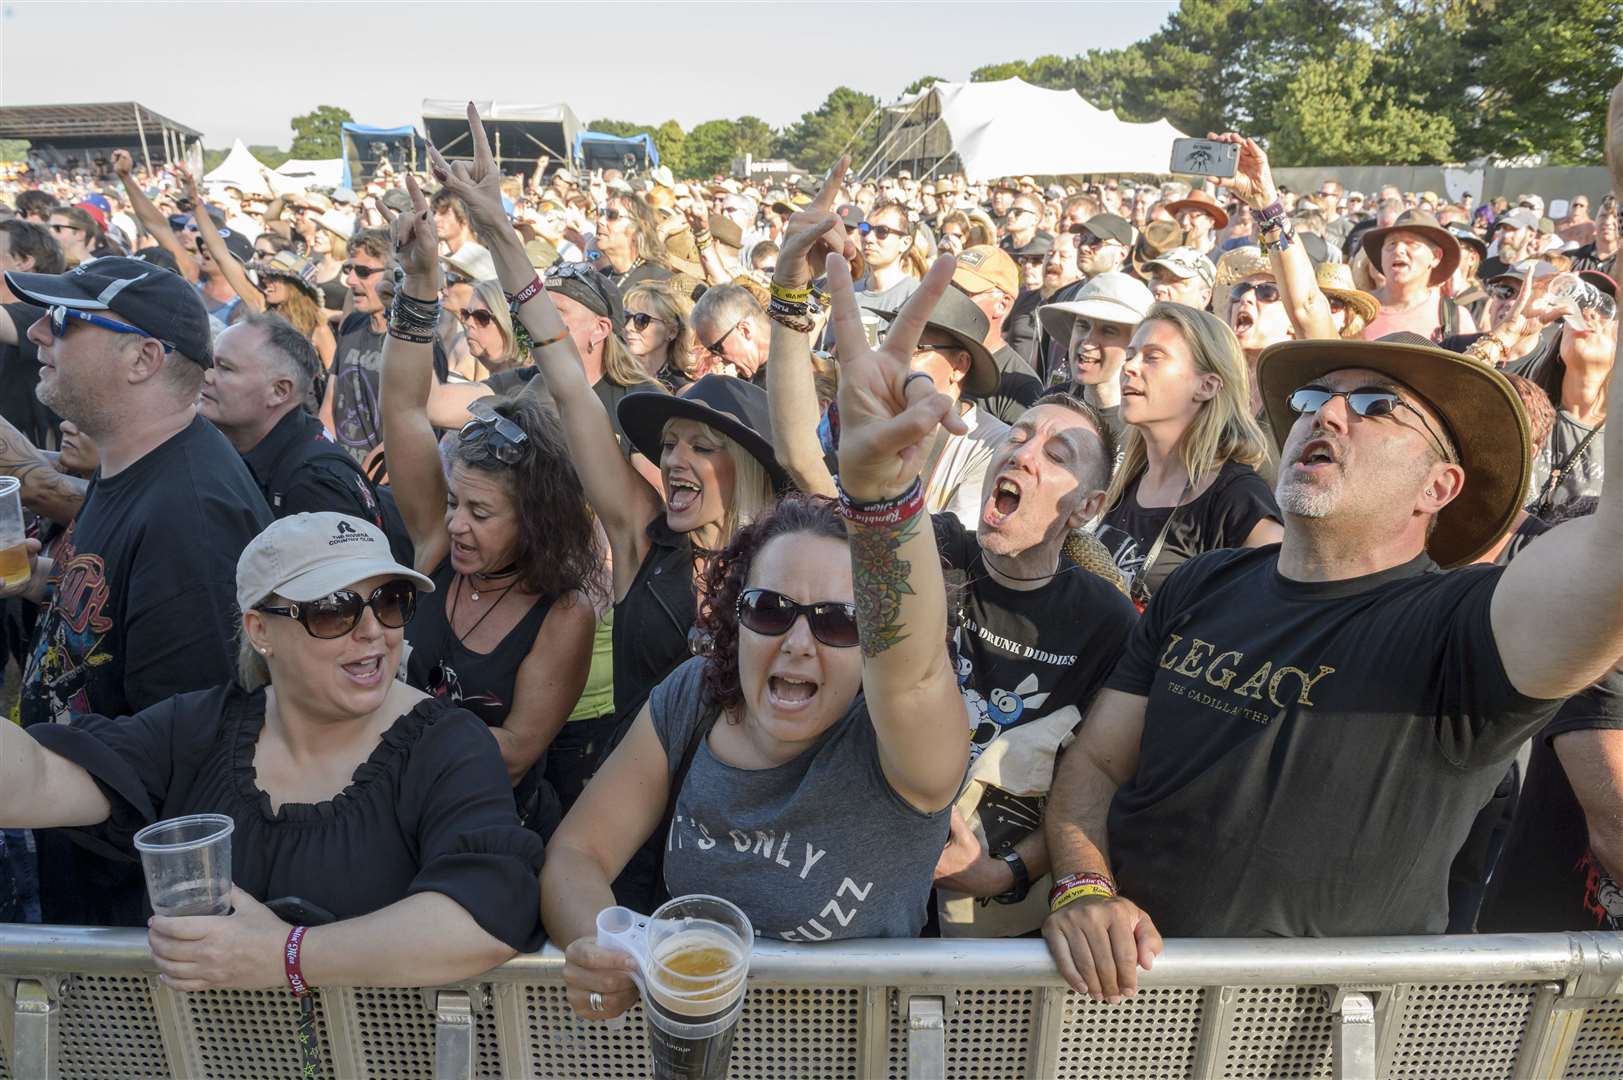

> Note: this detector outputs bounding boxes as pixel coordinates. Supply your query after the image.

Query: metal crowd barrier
[2,925,1621,1079]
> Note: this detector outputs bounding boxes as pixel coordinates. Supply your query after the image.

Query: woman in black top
[1095,302,1282,603]
[380,179,599,831]
[0,513,541,989]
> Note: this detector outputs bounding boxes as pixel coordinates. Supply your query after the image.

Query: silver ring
[589,991,604,1013]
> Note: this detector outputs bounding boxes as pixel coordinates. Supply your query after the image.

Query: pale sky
[1,1,1176,147]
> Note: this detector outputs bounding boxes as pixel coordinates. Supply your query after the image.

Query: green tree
[1267,41,1456,165]
[288,105,354,159]
[970,55,1077,89]
[584,118,644,138]
[652,120,688,175]
[903,75,945,95]
[777,87,881,172]
[684,119,741,177]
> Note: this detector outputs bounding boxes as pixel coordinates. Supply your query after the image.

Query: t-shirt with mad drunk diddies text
[1103,547,1563,938]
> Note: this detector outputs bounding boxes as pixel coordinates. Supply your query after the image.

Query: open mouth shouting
[341,653,386,688]
[1232,309,1256,335]
[1293,437,1340,475]
[983,474,1024,528]
[667,476,702,514]
[767,671,820,712]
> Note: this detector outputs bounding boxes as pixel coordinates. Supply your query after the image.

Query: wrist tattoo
[847,513,918,657]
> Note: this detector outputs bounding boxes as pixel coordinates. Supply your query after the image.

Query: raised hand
[827,252,968,502]
[175,166,199,205]
[390,174,442,287]
[776,156,859,290]
[427,102,509,240]
[111,149,134,178]
[1208,132,1277,210]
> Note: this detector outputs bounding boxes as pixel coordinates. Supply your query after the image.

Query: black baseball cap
[1079,213,1133,247]
[5,257,215,366]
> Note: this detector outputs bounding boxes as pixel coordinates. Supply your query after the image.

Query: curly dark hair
[695,493,846,717]
[452,393,603,604]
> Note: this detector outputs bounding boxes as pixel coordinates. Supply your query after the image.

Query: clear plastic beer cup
[0,477,30,588]
[133,814,235,916]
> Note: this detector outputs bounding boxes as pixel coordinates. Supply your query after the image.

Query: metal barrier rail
[2,926,1621,1079]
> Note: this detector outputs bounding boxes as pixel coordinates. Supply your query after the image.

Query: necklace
[468,563,519,602]
[449,575,518,646]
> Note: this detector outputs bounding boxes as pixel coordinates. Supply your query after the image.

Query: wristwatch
[992,850,1032,905]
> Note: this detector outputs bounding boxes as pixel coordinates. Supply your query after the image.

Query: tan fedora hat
[1314,262,1380,326]
[1360,209,1461,286]
[1256,335,1530,567]
[1164,189,1230,230]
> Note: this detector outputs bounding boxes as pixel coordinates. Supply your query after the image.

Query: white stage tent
[872,78,1186,180]
[202,138,271,194]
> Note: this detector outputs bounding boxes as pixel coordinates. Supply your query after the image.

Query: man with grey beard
[1043,321,1623,1001]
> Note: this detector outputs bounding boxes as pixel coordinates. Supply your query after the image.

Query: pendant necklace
[468,563,519,602]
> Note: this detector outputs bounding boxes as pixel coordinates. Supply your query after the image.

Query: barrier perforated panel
[57,974,169,1080]
[349,985,436,1077]
[1220,985,1336,1079]
[1054,986,1205,1079]
[526,982,650,1079]
[1386,981,1538,1079]
[475,991,504,1080]
[1566,998,1623,1080]
[884,987,1038,1080]
[181,986,336,1079]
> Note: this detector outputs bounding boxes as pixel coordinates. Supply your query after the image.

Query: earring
[259,648,271,656]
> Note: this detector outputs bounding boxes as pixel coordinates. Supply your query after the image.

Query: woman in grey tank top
[543,256,974,1021]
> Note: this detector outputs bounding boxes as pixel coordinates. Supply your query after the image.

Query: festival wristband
[836,476,924,527]
[284,925,311,997]
[506,274,545,307]
[1049,871,1116,904]
[387,327,435,345]
[1051,884,1116,912]
[1255,199,1287,229]
[770,281,813,304]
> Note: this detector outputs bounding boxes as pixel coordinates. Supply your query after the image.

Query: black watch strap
[993,849,1031,905]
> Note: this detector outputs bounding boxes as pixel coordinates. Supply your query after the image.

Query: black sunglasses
[1016,255,1045,266]
[626,311,665,332]
[1288,386,1454,463]
[856,222,907,242]
[704,319,743,358]
[1486,281,1519,301]
[735,588,860,648]
[1231,281,1282,304]
[341,262,388,280]
[600,208,625,222]
[459,400,530,465]
[459,308,496,329]
[257,579,418,640]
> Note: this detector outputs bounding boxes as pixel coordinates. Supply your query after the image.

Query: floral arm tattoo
[847,514,918,657]
[0,415,86,525]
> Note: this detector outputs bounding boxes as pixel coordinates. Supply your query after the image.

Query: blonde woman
[459,279,530,376]
[623,279,698,391]
[1095,302,1283,604]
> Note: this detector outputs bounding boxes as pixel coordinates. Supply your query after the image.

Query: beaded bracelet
[835,476,925,527]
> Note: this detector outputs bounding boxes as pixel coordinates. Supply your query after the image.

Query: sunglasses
[459,308,496,329]
[1287,386,1454,463]
[704,318,743,358]
[48,306,174,353]
[600,208,626,222]
[1326,296,1347,315]
[256,579,418,640]
[1231,281,1282,304]
[626,311,666,331]
[856,222,907,242]
[735,588,860,648]
[459,400,530,465]
[1071,231,1105,249]
[342,262,389,280]
[1017,255,1045,266]
[1486,281,1520,301]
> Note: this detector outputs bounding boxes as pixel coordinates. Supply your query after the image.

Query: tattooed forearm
[847,513,918,657]
[0,421,87,524]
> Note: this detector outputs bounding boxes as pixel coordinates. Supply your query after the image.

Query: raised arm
[1042,687,1161,1002]
[429,104,661,590]
[179,168,266,311]
[111,150,199,282]
[766,158,854,498]
[1491,82,1623,699]
[1212,133,1336,340]
[377,175,452,573]
[827,252,969,813]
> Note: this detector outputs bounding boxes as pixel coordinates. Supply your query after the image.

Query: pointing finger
[880,255,956,360]
[824,252,865,363]
[406,173,429,215]
[813,156,849,212]
[468,102,494,174]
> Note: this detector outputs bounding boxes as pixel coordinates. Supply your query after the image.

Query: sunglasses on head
[735,588,860,648]
[48,306,174,353]
[342,262,388,280]
[459,308,496,329]
[256,579,418,640]
[546,261,614,314]
[626,311,665,331]
[1231,281,1282,304]
[1287,386,1454,463]
[459,400,531,465]
[856,222,906,242]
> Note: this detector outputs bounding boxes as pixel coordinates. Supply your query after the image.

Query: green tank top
[566,611,616,722]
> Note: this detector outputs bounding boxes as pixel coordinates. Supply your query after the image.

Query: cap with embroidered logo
[5,256,215,366]
[236,512,435,614]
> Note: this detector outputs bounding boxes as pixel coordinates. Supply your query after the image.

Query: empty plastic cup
[133,814,235,916]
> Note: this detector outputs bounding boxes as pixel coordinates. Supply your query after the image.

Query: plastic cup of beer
[642,895,754,1080]
[0,477,30,588]
[133,814,235,917]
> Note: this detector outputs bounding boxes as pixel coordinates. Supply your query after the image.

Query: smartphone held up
[1170,138,1239,179]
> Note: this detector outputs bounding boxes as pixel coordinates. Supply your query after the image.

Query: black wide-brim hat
[1256,335,1530,567]
[876,285,999,399]
[618,375,792,492]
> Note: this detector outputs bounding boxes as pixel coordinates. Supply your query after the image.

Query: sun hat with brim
[1164,190,1230,230]
[235,512,435,615]
[1359,209,1461,286]
[1313,262,1380,326]
[617,375,791,492]
[260,251,322,304]
[1214,245,1272,292]
[1255,335,1530,568]
[1448,226,1487,261]
[1037,271,1155,346]
[874,285,999,399]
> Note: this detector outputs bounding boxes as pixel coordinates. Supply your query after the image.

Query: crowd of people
[0,87,1615,1014]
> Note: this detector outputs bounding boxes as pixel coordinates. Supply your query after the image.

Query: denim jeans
[0,828,41,923]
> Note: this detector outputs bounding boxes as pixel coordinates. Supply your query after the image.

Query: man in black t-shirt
[1043,329,1623,1002]
[3,258,272,925]
[927,392,1138,936]
[0,220,65,446]
[328,228,393,470]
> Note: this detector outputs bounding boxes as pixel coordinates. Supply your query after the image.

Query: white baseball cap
[1037,272,1155,343]
[236,513,433,614]
[1143,247,1217,288]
